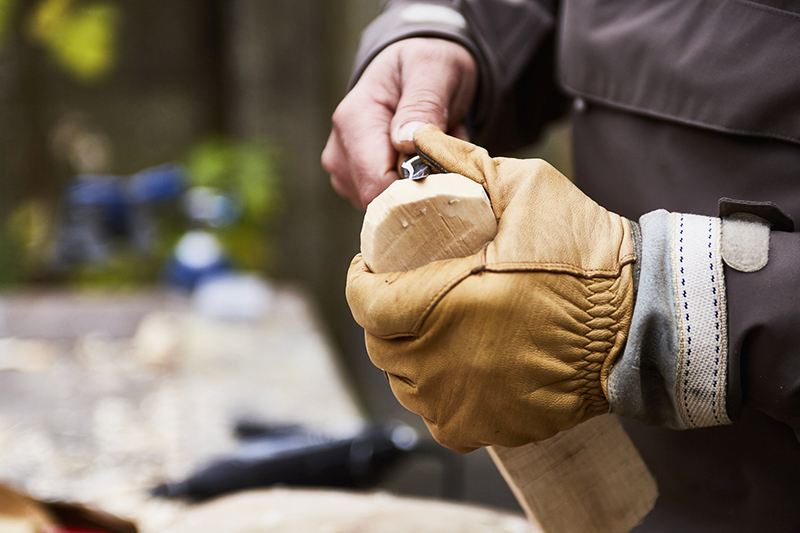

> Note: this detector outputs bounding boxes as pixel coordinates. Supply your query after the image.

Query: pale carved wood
[361,173,496,273]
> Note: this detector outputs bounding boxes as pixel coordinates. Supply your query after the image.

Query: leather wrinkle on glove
[346,125,636,453]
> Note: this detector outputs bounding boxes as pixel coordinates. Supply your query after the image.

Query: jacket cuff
[607,210,732,429]
[350,1,492,126]
[349,1,557,143]
[351,2,471,83]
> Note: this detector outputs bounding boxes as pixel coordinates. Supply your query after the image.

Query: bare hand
[321,38,478,209]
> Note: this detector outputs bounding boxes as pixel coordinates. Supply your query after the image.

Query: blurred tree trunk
[0,0,385,389]
[227,0,383,413]
[6,0,53,210]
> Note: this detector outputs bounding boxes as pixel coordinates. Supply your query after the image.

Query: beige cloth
[161,488,540,533]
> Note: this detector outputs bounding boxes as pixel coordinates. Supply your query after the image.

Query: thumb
[392,120,432,155]
[387,39,477,154]
[390,74,451,154]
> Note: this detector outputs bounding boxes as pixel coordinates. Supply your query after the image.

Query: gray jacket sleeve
[727,230,800,436]
[350,0,568,152]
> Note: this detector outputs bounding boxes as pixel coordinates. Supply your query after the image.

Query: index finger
[328,82,400,208]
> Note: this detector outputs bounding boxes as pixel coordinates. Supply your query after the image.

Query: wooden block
[361,174,657,532]
[489,415,657,533]
[361,174,497,273]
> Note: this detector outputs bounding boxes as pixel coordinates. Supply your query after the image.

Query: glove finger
[414,124,519,218]
[346,252,484,338]
[413,124,496,187]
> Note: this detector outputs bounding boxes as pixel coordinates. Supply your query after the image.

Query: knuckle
[320,146,334,170]
[405,40,453,65]
[399,88,448,119]
[330,173,350,195]
[330,102,352,129]
[331,90,365,127]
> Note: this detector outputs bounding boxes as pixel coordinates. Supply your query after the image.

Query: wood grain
[489,415,656,533]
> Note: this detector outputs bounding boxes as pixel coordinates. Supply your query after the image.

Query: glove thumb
[414,125,509,220]
[413,124,496,186]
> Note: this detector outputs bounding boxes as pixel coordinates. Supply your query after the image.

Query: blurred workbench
[0,286,536,532]
[0,285,367,531]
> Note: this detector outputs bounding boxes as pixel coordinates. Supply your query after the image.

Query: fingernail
[394,121,427,143]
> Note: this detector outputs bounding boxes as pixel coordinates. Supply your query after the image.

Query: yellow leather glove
[346,125,637,452]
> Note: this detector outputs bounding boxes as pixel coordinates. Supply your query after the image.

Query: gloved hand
[346,125,637,452]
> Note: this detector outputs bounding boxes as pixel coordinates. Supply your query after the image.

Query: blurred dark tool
[45,499,138,533]
[150,421,463,501]
[52,163,185,267]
